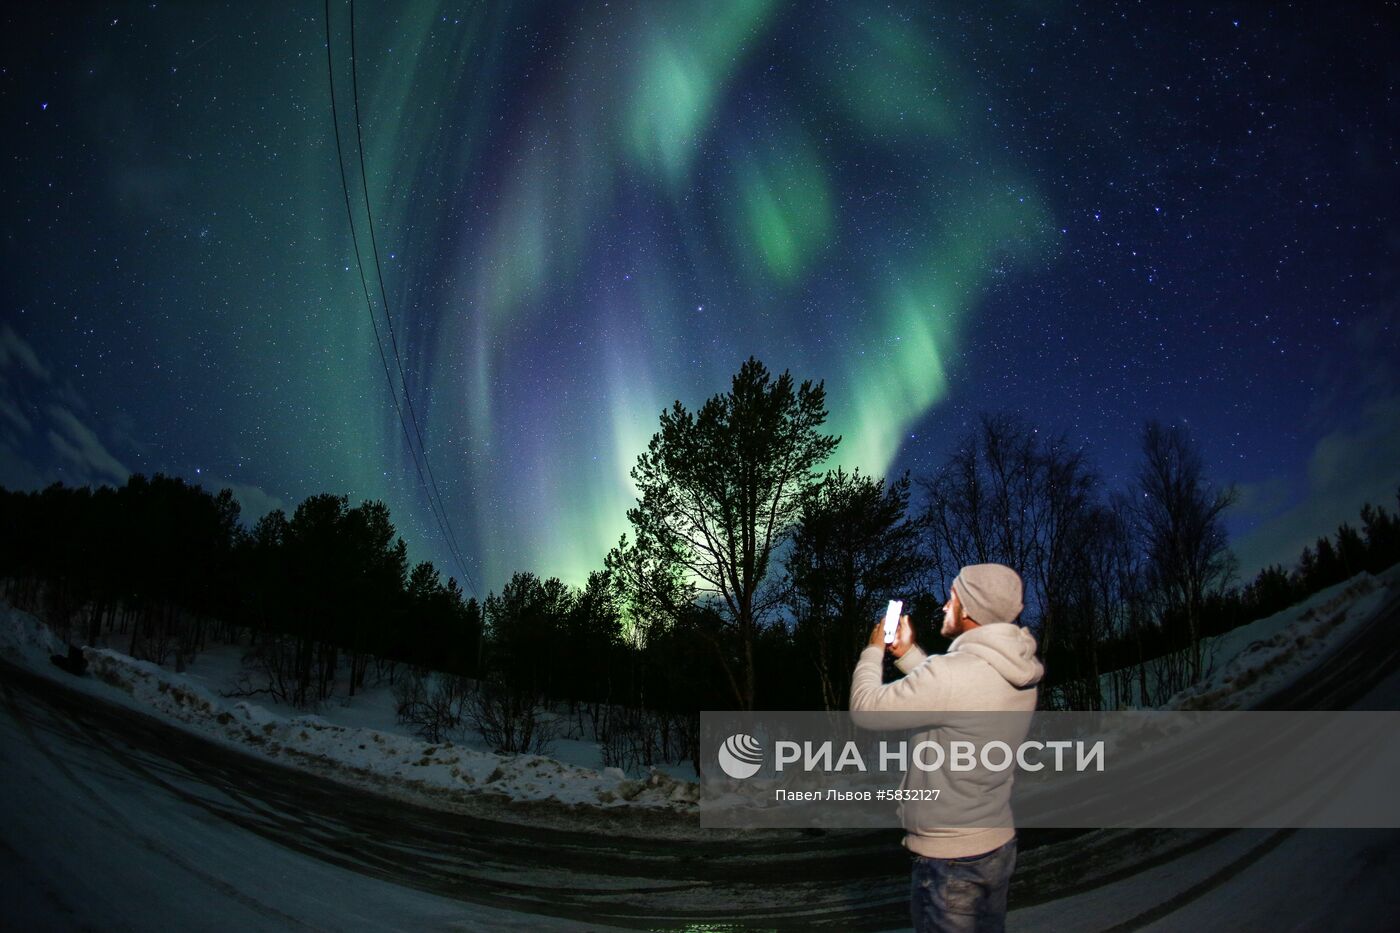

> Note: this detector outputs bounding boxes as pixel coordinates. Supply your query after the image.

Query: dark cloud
[45,403,131,485]
[0,325,50,383]
[1233,394,1400,578]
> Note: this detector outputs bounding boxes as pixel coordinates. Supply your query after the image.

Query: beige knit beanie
[951,563,1024,625]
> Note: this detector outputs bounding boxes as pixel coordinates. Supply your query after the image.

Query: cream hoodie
[849,623,1044,858]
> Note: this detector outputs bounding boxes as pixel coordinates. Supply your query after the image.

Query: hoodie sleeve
[894,645,929,674]
[849,645,955,728]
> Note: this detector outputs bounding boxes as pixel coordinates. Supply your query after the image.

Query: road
[2,583,1398,930]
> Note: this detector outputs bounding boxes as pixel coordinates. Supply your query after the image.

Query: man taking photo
[850,563,1044,933]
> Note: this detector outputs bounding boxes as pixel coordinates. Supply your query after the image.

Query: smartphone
[883,599,903,645]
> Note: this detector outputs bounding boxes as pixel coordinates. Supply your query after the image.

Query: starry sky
[2,1,1397,599]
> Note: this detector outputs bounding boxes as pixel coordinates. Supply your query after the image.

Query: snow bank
[1163,566,1399,711]
[93,646,699,810]
[0,602,700,818]
[1095,566,1399,710]
[0,601,67,667]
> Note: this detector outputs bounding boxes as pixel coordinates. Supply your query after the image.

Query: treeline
[916,415,1400,709]
[0,476,480,707]
[907,413,1237,710]
[1230,499,1400,624]
[0,473,731,771]
[4,358,1399,774]
[600,359,1256,715]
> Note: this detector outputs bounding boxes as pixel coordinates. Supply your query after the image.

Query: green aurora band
[91,0,1060,593]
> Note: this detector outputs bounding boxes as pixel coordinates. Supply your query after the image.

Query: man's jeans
[910,835,1017,933]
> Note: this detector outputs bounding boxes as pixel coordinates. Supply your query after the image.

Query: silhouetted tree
[1360,497,1400,572]
[917,413,1100,658]
[613,356,840,708]
[1132,421,1237,683]
[785,468,929,710]
[1334,522,1366,580]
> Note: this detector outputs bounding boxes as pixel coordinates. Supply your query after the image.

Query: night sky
[2,2,1397,599]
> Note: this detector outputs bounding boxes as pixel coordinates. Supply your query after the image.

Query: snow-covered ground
[0,688,592,931]
[1102,565,1400,710]
[2,564,1396,827]
[4,569,1400,932]
[0,600,700,820]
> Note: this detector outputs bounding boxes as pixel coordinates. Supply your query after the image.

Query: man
[850,563,1044,933]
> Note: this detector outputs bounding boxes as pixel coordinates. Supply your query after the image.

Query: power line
[346,0,479,600]
[323,0,479,599]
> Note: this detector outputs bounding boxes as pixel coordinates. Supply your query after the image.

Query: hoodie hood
[949,624,1044,688]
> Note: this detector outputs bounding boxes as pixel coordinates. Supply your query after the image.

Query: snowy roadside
[0,599,702,828]
[1148,565,1399,711]
[3,565,1395,832]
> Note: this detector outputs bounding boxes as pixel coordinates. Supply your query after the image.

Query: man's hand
[868,615,916,659]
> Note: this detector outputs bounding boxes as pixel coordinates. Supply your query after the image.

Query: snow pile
[0,601,67,667]
[1164,566,1399,711]
[0,604,700,816]
[85,644,700,810]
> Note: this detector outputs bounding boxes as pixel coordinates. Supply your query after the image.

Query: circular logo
[717,733,764,780]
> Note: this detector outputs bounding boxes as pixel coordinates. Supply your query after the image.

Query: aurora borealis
[2,2,1397,598]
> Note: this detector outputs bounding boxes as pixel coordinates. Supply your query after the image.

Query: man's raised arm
[849,618,950,728]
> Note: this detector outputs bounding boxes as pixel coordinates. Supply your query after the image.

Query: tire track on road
[1,679,322,931]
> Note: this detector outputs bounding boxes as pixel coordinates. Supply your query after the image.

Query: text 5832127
[876,789,942,801]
